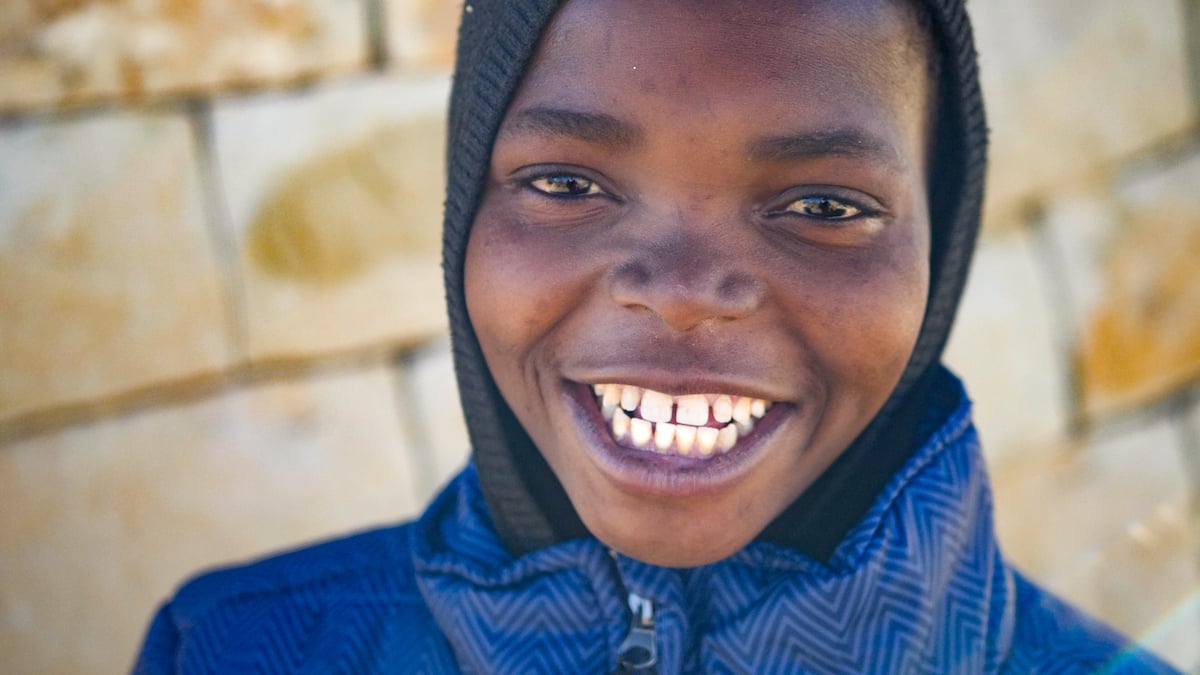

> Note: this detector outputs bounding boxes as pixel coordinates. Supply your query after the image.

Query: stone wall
[0,1,1197,672]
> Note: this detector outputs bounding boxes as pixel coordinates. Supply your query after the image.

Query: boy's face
[466,0,933,566]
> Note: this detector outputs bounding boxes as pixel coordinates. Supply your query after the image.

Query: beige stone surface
[969,0,1195,229]
[1145,600,1200,674]
[0,364,421,675]
[213,74,453,363]
[0,0,367,111]
[944,229,1068,460]
[385,0,461,69]
[0,113,232,426]
[991,417,1196,656]
[1188,393,1200,494]
[1078,153,1200,414]
[1041,151,1200,418]
[1095,503,1200,671]
[398,337,471,500]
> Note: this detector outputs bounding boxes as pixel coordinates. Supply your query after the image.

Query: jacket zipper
[615,591,658,674]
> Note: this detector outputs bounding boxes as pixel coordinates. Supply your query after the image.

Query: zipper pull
[616,591,658,673]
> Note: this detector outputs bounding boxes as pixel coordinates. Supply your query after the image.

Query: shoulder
[1004,571,1179,674]
[172,521,424,615]
[135,522,455,673]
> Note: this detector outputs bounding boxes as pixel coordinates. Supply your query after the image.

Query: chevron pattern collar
[411,368,1018,673]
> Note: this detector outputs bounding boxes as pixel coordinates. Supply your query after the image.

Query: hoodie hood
[442,0,988,559]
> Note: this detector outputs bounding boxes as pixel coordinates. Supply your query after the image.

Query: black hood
[442,0,987,561]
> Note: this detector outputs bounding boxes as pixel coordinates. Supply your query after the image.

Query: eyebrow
[502,106,643,148]
[748,128,906,170]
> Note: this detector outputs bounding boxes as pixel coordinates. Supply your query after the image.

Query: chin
[579,498,760,568]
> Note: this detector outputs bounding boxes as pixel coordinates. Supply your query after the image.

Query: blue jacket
[134,372,1176,673]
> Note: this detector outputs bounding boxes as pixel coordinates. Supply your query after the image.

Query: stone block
[943,228,1068,460]
[969,0,1195,229]
[385,0,461,70]
[1187,392,1200,499]
[1094,503,1200,672]
[0,365,421,675]
[398,338,470,501]
[1148,600,1200,674]
[0,112,232,425]
[1042,151,1200,418]
[0,0,368,111]
[212,74,453,363]
[991,417,1195,646]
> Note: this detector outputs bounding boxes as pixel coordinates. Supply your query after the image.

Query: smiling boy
[466,0,934,569]
[136,1,1177,673]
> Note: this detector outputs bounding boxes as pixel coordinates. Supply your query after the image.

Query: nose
[605,234,764,331]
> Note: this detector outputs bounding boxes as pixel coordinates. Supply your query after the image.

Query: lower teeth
[607,407,739,457]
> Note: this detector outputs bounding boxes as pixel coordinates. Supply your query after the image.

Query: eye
[786,196,863,221]
[528,173,604,197]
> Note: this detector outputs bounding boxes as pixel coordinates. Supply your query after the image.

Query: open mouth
[561,378,795,496]
[591,384,774,458]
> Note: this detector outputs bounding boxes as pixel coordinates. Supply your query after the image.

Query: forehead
[511,0,931,163]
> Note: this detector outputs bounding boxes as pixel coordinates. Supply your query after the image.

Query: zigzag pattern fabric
[135,369,1177,674]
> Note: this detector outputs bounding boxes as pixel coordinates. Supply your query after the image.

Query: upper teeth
[675,395,709,426]
[591,384,773,458]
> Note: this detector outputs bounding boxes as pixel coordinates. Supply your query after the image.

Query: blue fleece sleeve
[132,601,180,675]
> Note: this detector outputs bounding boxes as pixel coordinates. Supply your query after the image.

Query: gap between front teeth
[592,384,772,458]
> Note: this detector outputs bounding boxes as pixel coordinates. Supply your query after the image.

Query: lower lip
[563,381,792,498]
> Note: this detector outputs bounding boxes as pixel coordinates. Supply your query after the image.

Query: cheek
[781,220,929,392]
[464,201,596,375]
[849,228,929,382]
[465,216,534,367]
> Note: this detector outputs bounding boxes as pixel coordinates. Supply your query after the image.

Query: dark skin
[466,0,933,567]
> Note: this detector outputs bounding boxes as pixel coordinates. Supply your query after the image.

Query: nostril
[616,260,653,288]
[606,260,652,309]
[717,273,764,315]
[606,257,763,330]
